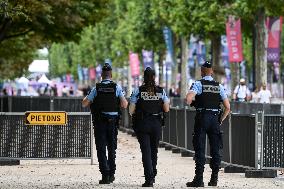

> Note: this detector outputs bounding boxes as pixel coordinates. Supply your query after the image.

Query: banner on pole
[77,64,83,81]
[96,64,102,79]
[226,17,243,63]
[163,27,174,67]
[89,67,96,80]
[129,52,140,77]
[267,17,283,62]
[142,50,154,69]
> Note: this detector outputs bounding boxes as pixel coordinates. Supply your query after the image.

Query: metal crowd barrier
[169,97,284,114]
[0,96,89,112]
[0,112,93,164]
[261,114,284,170]
[230,114,257,168]
[0,96,8,112]
[120,107,284,170]
[1,96,283,114]
[52,97,89,112]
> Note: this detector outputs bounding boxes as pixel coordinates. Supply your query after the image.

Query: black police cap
[201,61,212,68]
[102,63,112,71]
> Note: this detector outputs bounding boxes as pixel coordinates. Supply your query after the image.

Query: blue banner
[82,67,89,81]
[163,27,174,67]
[96,64,102,79]
[77,64,83,81]
[221,35,229,68]
[196,41,206,65]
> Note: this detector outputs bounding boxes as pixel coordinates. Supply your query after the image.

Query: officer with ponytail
[129,67,170,187]
[82,63,128,184]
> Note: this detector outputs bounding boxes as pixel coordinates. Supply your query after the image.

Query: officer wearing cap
[185,61,230,187]
[129,67,170,187]
[82,63,128,184]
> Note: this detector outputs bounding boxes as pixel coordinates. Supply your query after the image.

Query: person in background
[169,85,177,97]
[62,85,69,97]
[233,78,251,102]
[258,84,272,103]
[52,84,58,96]
[250,86,259,103]
[69,86,74,96]
[44,84,51,96]
[2,88,7,96]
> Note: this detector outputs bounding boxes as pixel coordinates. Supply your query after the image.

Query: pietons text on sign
[25,112,67,125]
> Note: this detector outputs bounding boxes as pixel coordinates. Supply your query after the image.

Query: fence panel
[0,112,92,159]
[53,97,89,112]
[263,115,284,169]
[231,114,257,168]
[186,110,195,151]
[162,112,170,143]
[231,102,282,114]
[30,97,51,111]
[169,108,177,146]
[221,117,230,163]
[0,96,8,112]
[176,109,186,148]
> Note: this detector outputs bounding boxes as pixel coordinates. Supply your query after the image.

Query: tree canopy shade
[0,0,109,79]
[0,0,109,43]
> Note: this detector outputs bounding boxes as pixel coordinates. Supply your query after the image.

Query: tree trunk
[211,35,224,82]
[127,61,132,97]
[255,8,268,88]
[171,35,179,87]
[158,51,164,86]
[180,36,188,98]
[230,62,240,97]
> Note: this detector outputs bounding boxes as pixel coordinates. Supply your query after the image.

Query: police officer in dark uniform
[185,61,230,187]
[82,63,128,184]
[129,67,170,187]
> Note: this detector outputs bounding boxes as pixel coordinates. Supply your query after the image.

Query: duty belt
[196,108,220,113]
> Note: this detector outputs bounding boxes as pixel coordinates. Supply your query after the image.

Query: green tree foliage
[0,0,109,43]
[49,0,167,78]
[0,35,37,79]
[0,0,109,79]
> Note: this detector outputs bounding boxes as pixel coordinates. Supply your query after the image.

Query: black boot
[109,174,115,183]
[208,172,218,186]
[142,177,154,187]
[186,175,204,187]
[99,175,110,184]
[153,169,157,183]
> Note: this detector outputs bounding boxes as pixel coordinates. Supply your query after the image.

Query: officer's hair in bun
[144,67,156,96]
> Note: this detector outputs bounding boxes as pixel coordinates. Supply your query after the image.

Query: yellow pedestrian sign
[25,112,67,125]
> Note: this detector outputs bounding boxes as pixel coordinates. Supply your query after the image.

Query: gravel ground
[0,131,283,189]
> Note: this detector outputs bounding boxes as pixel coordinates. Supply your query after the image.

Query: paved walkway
[0,131,284,189]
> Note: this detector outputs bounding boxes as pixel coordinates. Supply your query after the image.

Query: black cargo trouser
[94,115,118,176]
[135,115,161,180]
[193,111,223,175]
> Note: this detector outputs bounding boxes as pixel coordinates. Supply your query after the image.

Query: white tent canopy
[17,76,29,83]
[28,60,49,73]
[16,76,29,89]
[38,74,51,84]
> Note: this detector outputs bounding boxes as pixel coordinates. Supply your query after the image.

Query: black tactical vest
[136,85,164,114]
[195,79,222,110]
[90,81,120,115]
